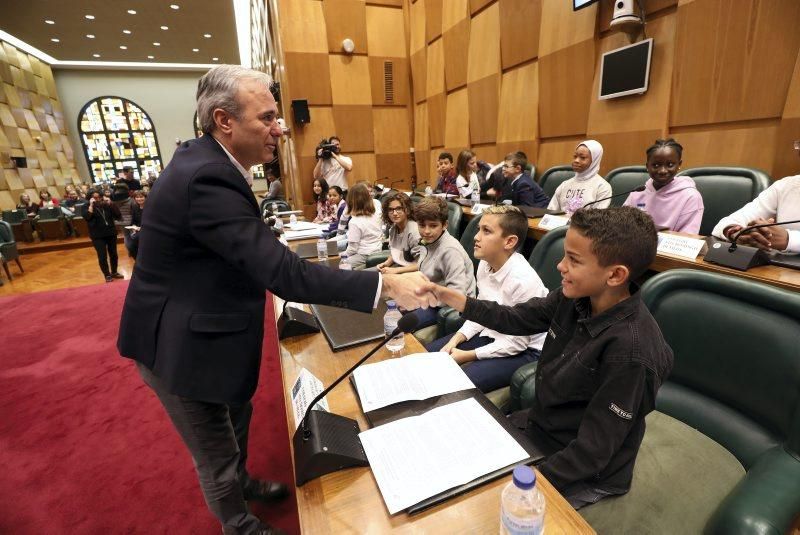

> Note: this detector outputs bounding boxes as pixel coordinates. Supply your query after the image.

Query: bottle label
[500,509,543,535]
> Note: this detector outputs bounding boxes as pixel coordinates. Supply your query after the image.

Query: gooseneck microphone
[292,312,419,485]
[728,219,800,252]
[582,185,646,209]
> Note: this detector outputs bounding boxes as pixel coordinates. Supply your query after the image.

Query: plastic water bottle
[271,202,278,213]
[471,189,480,204]
[274,217,284,232]
[499,466,545,535]
[383,300,405,355]
[289,213,298,226]
[424,185,433,196]
[316,238,328,261]
[339,253,351,270]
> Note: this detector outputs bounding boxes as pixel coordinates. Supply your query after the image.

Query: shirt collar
[211,136,253,186]
[575,283,641,338]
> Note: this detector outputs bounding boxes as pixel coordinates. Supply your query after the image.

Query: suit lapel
[199,135,260,213]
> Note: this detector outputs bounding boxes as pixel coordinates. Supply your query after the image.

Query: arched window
[78,96,162,183]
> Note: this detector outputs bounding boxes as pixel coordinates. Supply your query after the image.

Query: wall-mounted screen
[573,0,599,11]
[599,38,654,100]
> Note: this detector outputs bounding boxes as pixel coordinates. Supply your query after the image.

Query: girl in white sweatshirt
[548,140,612,214]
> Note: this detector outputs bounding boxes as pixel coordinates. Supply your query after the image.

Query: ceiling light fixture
[93,53,101,58]
[170,4,180,10]
[45,20,55,25]
[160,26,169,30]
[123,29,131,34]
[120,45,127,49]
[153,42,160,46]
[212,57,219,61]
[85,15,95,20]
[86,34,95,39]
[51,38,60,43]
[203,33,211,38]
[147,55,154,59]
[192,48,199,52]
[127,9,137,14]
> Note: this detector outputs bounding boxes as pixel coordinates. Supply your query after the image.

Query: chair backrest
[538,165,574,199]
[2,209,26,224]
[527,225,567,291]
[446,201,463,240]
[606,166,649,207]
[677,167,771,236]
[38,207,62,220]
[459,213,482,273]
[641,269,800,469]
[0,220,14,243]
[259,198,291,215]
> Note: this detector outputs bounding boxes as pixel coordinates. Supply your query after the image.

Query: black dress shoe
[241,479,289,502]
[110,272,125,279]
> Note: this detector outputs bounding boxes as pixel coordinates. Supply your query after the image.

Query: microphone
[705,219,800,271]
[292,312,419,486]
[388,179,403,191]
[582,185,646,209]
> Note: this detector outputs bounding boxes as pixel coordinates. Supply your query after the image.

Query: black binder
[293,241,338,259]
[310,301,388,352]
[517,206,566,219]
[769,253,800,270]
[348,382,551,515]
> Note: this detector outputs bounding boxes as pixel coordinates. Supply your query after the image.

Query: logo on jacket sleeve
[609,402,633,420]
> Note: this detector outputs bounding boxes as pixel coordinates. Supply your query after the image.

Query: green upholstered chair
[0,220,23,280]
[446,201,463,240]
[605,166,649,207]
[527,225,567,292]
[537,165,574,199]
[259,198,291,214]
[676,167,771,236]
[36,207,67,240]
[511,269,800,534]
[2,209,34,242]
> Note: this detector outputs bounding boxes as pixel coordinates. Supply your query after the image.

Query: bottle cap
[386,300,397,309]
[512,465,536,490]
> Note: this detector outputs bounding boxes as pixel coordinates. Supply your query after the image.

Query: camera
[316,138,340,160]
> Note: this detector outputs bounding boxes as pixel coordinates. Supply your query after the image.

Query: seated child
[312,179,335,223]
[426,205,548,392]
[376,192,421,274]
[411,197,476,328]
[624,138,704,233]
[324,185,347,236]
[344,183,384,269]
[548,140,612,214]
[419,207,673,509]
[435,152,459,196]
[455,150,481,198]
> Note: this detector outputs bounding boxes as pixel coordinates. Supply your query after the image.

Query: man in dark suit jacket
[117,65,432,535]
[499,152,549,208]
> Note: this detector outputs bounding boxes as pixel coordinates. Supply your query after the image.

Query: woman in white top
[344,183,384,269]
[548,140,612,214]
[376,192,421,274]
[455,150,481,198]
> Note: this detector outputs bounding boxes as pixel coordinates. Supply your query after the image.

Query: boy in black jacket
[418,206,673,508]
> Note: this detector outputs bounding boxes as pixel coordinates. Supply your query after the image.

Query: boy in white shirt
[426,205,549,392]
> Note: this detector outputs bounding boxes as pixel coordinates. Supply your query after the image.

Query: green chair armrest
[705,446,800,535]
[437,306,464,338]
[365,251,390,268]
[509,362,538,411]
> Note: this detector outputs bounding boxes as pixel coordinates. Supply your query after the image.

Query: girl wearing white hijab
[547,140,612,214]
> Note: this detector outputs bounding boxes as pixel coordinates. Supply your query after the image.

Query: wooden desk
[462,207,800,293]
[275,301,594,534]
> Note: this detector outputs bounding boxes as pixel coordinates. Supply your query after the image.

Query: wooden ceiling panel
[468,74,500,145]
[410,49,427,103]
[428,92,446,148]
[425,39,445,99]
[500,0,541,70]
[332,105,375,153]
[442,0,469,32]
[444,87,470,149]
[410,0,427,54]
[414,102,430,150]
[348,153,378,183]
[443,18,470,92]
[538,40,594,138]
[539,0,596,57]
[329,55,372,105]
[373,108,411,154]
[283,52,333,106]
[376,153,413,184]
[676,122,780,175]
[425,0,443,44]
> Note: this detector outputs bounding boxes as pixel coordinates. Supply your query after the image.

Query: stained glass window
[78,97,162,183]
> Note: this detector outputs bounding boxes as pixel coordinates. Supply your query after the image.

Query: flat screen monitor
[599,38,654,100]
[573,0,599,10]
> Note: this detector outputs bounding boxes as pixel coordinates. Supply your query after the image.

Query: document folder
[310,300,388,352]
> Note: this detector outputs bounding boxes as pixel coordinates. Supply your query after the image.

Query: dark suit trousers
[136,362,261,534]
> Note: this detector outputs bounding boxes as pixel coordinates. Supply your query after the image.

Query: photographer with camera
[313,135,352,193]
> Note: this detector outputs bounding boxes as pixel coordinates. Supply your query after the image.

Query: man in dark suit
[499,152,549,208]
[117,65,433,535]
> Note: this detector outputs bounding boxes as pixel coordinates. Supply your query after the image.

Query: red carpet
[0,282,300,534]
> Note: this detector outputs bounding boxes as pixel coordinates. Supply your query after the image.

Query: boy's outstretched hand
[414,282,468,313]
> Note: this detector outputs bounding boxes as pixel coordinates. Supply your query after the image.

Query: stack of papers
[359,398,529,514]
[283,222,326,241]
[353,352,475,412]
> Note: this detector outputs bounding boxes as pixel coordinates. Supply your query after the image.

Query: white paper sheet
[284,228,323,241]
[286,221,323,232]
[352,352,475,412]
[359,398,529,514]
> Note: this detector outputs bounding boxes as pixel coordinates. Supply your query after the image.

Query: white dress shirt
[712,175,800,254]
[458,253,549,359]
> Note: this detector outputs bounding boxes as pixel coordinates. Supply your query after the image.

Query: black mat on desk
[517,206,565,218]
[310,300,387,352]
[348,383,551,515]
[293,241,338,259]
[769,253,800,270]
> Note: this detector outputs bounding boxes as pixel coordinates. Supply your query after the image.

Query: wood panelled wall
[409,0,800,182]
[275,0,414,209]
[0,40,80,211]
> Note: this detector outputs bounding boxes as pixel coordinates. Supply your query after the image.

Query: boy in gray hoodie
[410,197,476,328]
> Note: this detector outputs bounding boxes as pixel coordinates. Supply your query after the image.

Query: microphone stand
[705,219,800,271]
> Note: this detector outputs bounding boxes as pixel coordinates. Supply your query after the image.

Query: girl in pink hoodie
[624,138,704,234]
